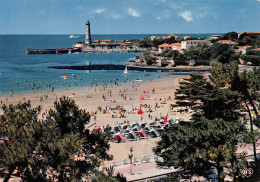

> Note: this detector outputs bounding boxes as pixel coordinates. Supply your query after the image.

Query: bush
[241,55,260,66]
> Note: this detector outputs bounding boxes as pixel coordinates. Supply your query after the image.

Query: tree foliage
[156,63,252,181]
[138,37,176,47]
[174,74,241,122]
[210,62,260,164]
[184,44,212,60]
[155,117,246,182]
[0,96,114,181]
[210,43,238,64]
[222,32,239,41]
[142,51,156,65]
[238,33,260,46]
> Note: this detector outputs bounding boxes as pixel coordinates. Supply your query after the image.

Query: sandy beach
[0,73,193,163]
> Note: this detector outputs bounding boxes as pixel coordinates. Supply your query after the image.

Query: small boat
[123,66,128,75]
[62,74,68,79]
[69,35,79,38]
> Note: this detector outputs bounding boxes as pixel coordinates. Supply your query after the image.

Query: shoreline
[1,65,254,163]
[0,73,193,162]
[48,64,210,72]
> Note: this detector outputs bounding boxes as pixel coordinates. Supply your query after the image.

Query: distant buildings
[149,36,161,40]
[158,43,181,53]
[235,46,252,54]
[162,34,182,41]
[158,40,211,53]
[93,40,100,43]
[181,40,211,50]
[158,43,172,53]
[216,40,239,47]
[101,39,113,44]
[184,36,191,40]
[171,43,182,51]
[238,32,260,38]
[210,34,222,39]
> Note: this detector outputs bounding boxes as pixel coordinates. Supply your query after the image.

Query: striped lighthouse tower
[85,20,92,44]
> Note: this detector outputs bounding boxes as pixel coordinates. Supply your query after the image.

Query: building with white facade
[181,40,211,50]
[158,43,182,53]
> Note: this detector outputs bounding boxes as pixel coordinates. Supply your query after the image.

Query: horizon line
[0,32,226,35]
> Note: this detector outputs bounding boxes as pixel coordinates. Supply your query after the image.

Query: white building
[210,34,222,39]
[181,40,211,50]
[158,43,182,53]
[171,43,181,51]
[149,36,161,40]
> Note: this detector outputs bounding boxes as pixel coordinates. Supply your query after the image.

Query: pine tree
[0,97,115,181]
[155,118,246,182]
[156,66,248,181]
[209,62,260,164]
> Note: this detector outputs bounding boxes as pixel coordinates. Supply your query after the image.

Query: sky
[0,0,260,34]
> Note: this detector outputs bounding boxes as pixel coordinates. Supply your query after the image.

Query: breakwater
[26,48,81,54]
[48,64,209,72]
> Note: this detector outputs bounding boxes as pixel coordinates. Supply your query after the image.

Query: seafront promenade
[109,142,260,181]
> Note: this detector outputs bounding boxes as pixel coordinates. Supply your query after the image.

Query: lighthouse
[85,20,92,44]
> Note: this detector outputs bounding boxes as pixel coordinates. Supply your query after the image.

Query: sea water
[0,34,218,94]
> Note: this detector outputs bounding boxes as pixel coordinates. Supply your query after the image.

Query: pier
[26,48,81,54]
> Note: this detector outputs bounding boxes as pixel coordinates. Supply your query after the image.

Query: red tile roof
[170,43,181,46]
[238,46,252,49]
[102,39,112,42]
[158,43,171,47]
[210,34,222,37]
[245,32,260,34]
[217,40,238,45]
[252,48,260,51]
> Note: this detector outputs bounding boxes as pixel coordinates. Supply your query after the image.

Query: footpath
[113,157,178,182]
[111,142,260,182]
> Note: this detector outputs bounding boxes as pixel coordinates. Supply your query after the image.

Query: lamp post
[128,147,134,175]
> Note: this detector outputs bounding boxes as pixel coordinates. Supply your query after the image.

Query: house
[174,35,182,41]
[149,36,161,40]
[236,45,252,54]
[163,34,182,41]
[216,40,239,47]
[73,43,84,48]
[102,39,113,43]
[171,43,181,51]
[158,43,182,53]
[184,36,191,40]
[158,43,172,53]
[210,34,222,39]
[93,40,100,43]
[163,34,174,39]
[181,40,211,50]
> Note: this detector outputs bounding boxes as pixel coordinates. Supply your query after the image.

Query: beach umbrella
[93,126,102,132]
[137,110,143,115]
[163,113,168,124]
[143,90,146,93]
[139,95,144,100]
